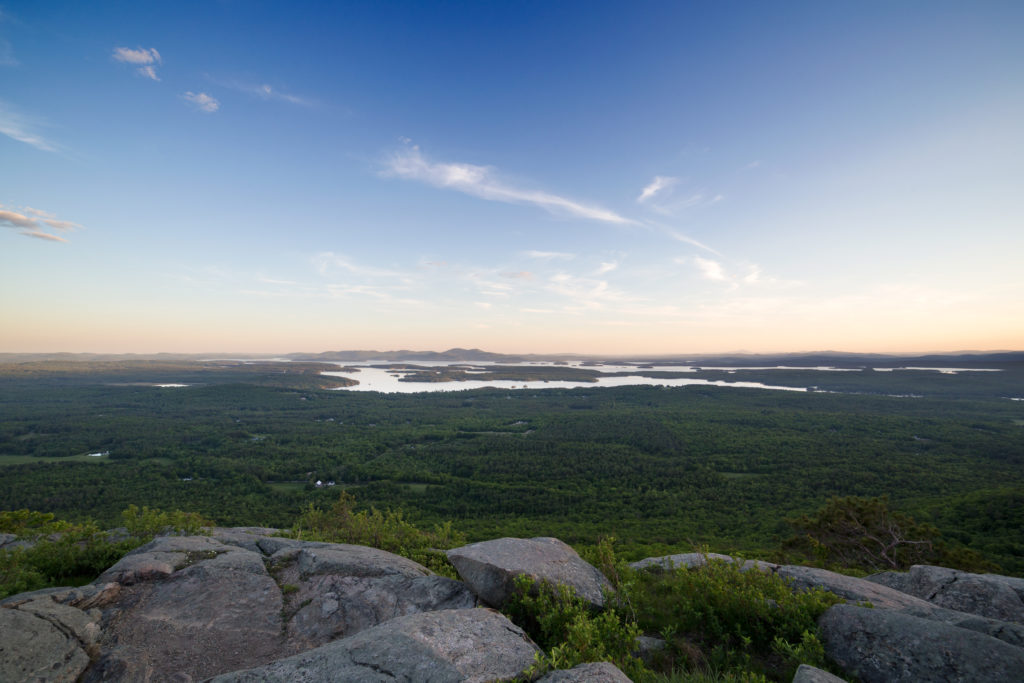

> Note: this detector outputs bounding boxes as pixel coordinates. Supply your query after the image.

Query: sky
[1,1,1022,355]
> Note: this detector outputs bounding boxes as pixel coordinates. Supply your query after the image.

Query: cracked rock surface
[208,608,540,682]
[0,598,98,683]
[819,604,1024,682]
[867,564,1024,624]
[0,531,475,682]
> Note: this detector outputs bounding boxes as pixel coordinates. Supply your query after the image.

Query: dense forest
[1,359,1022,573]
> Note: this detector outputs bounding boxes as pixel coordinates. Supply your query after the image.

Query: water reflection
[321,361,810,394]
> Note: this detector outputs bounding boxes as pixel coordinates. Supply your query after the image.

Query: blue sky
[2,1,1022,354]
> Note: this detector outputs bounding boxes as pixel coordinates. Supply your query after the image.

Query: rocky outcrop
[0,605,92,682]
[1,582,119,683]
[867,564,1024,623]
[0,531,478,682]
[629,552,777,573]
[5,532,1024,683]
[86,535,288,681]
[536,661,632,682]
[775,564,936,610]
[268,542,475,650]
[772,564,1024,648]
[819,603,1024,682]
[447,536,612,608]
[209,608,539,682]
[791,664,846,682]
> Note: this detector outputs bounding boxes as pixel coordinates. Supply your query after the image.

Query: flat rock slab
[447,537,612,608]
[209,608,540,683]
[630,552,778,573]
[0,606,91,683]
[819,604,1024,682]
[292,543,432,579]
[536,662,632,682]
[867,565,1024,624]
[630,552,735,570]
[776,565,935,611]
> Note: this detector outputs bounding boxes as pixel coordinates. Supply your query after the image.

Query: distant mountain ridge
[1,348,1022,365]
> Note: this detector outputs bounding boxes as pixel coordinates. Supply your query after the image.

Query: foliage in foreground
[504,539,844,682]
[284,491,466,577]
[0,506,212,599]
[503,574,645,680]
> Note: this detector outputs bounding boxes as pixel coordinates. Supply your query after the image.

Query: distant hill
[1,349,1021,366]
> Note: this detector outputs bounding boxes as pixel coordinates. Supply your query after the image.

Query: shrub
[121,505,211,537]
[504,541,842,682]
[621,554,841,679]
[0,506,213,599]
[502,574,644,680]
[783,496,939,571]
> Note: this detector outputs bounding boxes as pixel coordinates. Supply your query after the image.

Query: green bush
[622,554,841,679]
[502,574,644,680]
[0,506,213,599]
[504,539,844,682]
[121,505,211,537]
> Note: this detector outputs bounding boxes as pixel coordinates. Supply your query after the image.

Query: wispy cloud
[22,230,66,242]
[113,46,162,80]
[681,256,798,291]
[183,91,220,113]
[596,261,618,275]
[546,272,638,311]
[0,102,57,151]
[692,256,728,282]
[1,204,81,243]
[43,219,81,230]
[214,79,312,106]
[312,252,409,280]
[637,172,725,217]
[384,145,637,225]
[661,227,720,255]
[0,209,36,229]
[646,191,723,217]
[525,250,575,260]
[637,175,678,203]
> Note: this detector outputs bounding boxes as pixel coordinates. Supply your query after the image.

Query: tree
[785,496,938,571]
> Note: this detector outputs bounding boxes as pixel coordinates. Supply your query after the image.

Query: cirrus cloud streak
[1,204,82,243]
[384,146,637,226]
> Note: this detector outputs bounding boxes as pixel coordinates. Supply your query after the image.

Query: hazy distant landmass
[1,348,1022,366]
